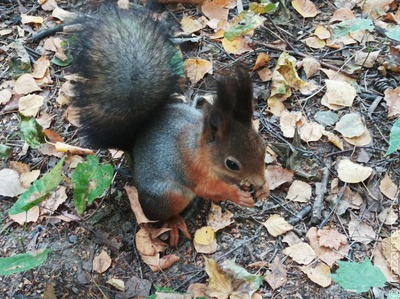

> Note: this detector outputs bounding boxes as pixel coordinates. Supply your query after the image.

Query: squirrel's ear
[232,68,253,125]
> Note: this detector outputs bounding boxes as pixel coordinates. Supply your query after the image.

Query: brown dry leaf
[343,129,372,146]
[373,243,400,283]
[314,25,330,39]
[0,169,26,197]
[21,14,44,24]
[181,16,207,34]
[378,208,398,225]
[359,0,392,20]
[9,206,40,225]
[9,161,30,174]
[150,254,180,272]
[320,68,356,84]
[221,37,252,55]
[330,7,355,23]
[390,230,400,252]
[253,53,270,70]
[321,130,344,150]
[32,55,50,79]
[54,142,95,156]
[354,50,380,68]
[66,155,84,169]
[14,74,41,95]
[300,262,331,287]
[282,231,302,246]
[382,236,400,276]
[36,112,53,129]
[299,121,324,142]
[262,214,293,237]
[317,227,347,250]
[187,283,208,299]
[106,278,125,291]
[279,110,302,138]
[300,81,320,95]
[301,57,320,78]
[125,185,156,225]
[201,0,229,21]
[257,68,273,82]
[264,256,287,290]
[265,165,294,190]
[18,94,44,117]
[50,211,81,222]
[207,202,233,232]
[334,113,365,138]
[307,227,348,267]
[323,79,356,108]
[384,87,400,118]
[337,159,372,183]
[283,242,317,265]
[292,0,318,18]
[135,227,168,257]
[20,170,40,188]
[303,36,325,48]
[286,180,311,202]
[184,58,213,84]
[348,215,376,244]
[56,80,74,106]
[92,250,111,273]
[379,174,398,200]
[205,257,232,299]
[40,186,68,215]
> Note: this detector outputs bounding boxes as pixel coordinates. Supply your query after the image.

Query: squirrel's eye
[225,158,240,171]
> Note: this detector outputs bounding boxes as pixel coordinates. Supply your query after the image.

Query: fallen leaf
[40,186,68,215]
[354,50,380,68]
[321,130,344,150]
[300,262,332,287]
[253,52,270,70]
[184,58,213,84]
[0,89,12,104]
[222,37,253,55]
[107,278,125,291]
[337,159,372,183]
[0,169,26,197]
[125,185,156,225]
[194,226,215,245]
[343,129,372,146]
[286,180,312,202]
[317,227,348,250]
[314,25,331,39]
[21,14,44,24]
[265,165,294,190]
[92,250,111,273]
[205,257,233,299]
[20,170,40,188]
[330,7,355,23]
[18,94,44,117]
[323,79,356,108]
[14,74,41,95]
[301,57,321,78]
[348,215,376,244]
[262,214,293,237]
[292,0,318,18]
[283,242,317,265]
[334,113,366,138]
[9,206,40,225]
[32,55,50,79]
[378,208,398,225]
[384,88,400,118]
[181,16,207,34]
[303,36,326,48]
[264,256,287,290]
[299,121,324,142]
[201,0,229,21]
[279,110,303,138]
[207,202,233,232]
[379,174,398,200]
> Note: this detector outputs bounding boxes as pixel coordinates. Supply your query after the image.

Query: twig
[311,157,331,224]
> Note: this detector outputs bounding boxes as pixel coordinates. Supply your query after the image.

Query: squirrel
[69,5,269,246]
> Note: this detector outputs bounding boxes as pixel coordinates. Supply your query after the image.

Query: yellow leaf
[194,226,215,245]
[292,0,318,18]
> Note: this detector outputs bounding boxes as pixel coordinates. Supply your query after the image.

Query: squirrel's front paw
[235,190,255,207]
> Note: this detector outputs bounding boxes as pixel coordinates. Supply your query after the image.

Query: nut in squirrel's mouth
[239,179,256,197]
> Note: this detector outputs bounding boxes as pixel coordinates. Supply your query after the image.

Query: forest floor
[0,0,399,298]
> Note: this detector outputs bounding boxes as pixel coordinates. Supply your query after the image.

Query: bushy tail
[69,6,182,149]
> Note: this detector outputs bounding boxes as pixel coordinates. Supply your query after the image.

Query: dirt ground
[1,0,400,298]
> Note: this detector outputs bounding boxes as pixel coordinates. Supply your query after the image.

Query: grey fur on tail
[69,6,182,150]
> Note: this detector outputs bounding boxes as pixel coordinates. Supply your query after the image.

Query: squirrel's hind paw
[163,215,192,247]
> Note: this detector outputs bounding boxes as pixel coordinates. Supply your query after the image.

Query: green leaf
[9,157,66,215]
[19,115,44,149]
[72,155,114,214]
[333,18,374,38]
[386,26,400,42]
[386,118,400,156]
[330,258,386,293]
[0,144,12,159]
[51,52,74,67]
[0,249,49,275]
[221,259,264,288]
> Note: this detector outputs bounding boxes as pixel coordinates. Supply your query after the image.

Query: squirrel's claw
[163,215,192,247]
[255,181,270,200]
[235,190,255,207]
